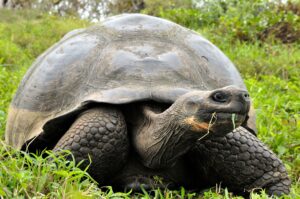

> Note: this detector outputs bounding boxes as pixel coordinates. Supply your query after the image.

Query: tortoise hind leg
[54,106,129,183]
[189,127,290,196]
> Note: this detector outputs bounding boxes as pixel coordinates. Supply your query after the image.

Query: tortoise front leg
[189,127,290,196]
[54,106,129,183]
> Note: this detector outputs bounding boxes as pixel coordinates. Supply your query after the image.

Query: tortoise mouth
[193,112,247,134]
[200,111,246,122]
[184,112,246,134]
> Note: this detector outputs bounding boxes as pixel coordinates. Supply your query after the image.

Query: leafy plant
[218,0,300,43]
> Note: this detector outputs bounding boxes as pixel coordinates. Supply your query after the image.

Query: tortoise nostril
[242,92,250,101]
[212,91,228,103]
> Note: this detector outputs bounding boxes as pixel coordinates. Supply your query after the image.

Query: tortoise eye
[212,91,228,103]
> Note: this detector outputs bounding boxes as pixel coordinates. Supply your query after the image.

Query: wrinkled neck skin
[132,106,200,169]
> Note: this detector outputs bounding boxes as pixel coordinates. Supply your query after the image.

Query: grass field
[0,9,299,198]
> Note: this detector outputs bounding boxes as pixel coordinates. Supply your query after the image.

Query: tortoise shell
[5,14,247,149]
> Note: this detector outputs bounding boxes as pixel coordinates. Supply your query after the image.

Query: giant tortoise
[5,14,290,196]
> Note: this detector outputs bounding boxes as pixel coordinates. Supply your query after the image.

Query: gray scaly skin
[54,107,129,182]
[188,127,291,196]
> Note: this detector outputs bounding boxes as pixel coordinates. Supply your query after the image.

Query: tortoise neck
[132,105,199,169]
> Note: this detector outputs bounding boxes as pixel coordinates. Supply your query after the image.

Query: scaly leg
[54,106,129,183]
[189,127,290,196]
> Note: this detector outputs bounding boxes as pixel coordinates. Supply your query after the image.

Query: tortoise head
[171,85,250,136]
[134,85,251,169]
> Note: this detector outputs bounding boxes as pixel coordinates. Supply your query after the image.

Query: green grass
[0,9,299,198]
